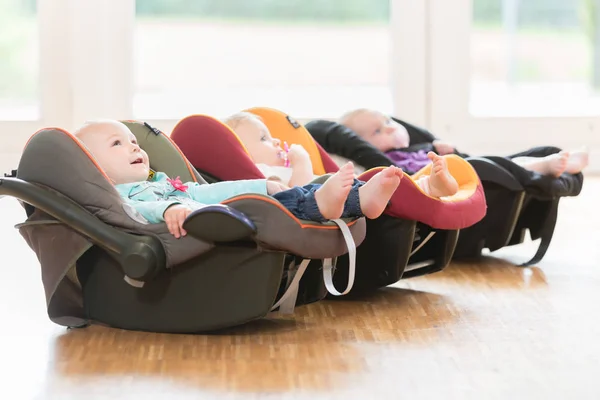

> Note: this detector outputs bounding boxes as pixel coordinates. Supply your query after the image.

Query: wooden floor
[1,178,599,400]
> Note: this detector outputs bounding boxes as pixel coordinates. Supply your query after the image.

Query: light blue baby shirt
[115,172,268,223]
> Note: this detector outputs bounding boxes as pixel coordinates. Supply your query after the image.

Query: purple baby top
[386,149,432,174]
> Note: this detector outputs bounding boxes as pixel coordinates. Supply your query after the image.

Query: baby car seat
[468,149,584,265]
[306,117,584,266]
[0,121,366,333]
[169,108,485,296]
[168,115,374,297]
[384,117,585,265]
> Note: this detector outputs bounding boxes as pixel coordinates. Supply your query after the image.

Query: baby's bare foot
[427,152,459,198]
[358,166,402,219]
[314,162,355,220]
[565,148,589,174]
[547,151,569,177]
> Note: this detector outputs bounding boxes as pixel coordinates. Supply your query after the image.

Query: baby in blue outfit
[74,120,403,238]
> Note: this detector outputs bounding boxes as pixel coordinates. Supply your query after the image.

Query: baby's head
[339,108,409,152]
[223,112,286,166]
[74,120,150,185]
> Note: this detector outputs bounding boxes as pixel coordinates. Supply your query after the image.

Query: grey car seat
[0,121,366,333]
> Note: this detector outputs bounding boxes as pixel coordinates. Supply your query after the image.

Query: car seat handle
[0,177,164,282]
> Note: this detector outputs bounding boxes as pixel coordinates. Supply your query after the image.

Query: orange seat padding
[244,107,339,176]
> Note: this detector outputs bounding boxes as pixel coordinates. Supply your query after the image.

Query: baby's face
[234,119,286,166]
[79,121,150,185]
[348,110,409,152]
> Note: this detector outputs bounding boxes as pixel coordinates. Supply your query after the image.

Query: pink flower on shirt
[167,176,188,192]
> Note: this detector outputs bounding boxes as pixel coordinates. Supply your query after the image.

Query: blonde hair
[72,119,127,142]
[338,108,372,135]
[222,111,264,130]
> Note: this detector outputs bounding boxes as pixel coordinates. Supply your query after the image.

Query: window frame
[424,0,599,171]
[129,0,415,128]
[7,0,595,172]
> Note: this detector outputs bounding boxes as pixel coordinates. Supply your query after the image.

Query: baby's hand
[164,204,193,238]
[287,144,311,166]
[267,180,289,195]
[433,140,455,155]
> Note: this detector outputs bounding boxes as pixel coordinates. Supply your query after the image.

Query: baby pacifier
[283,141,290,167]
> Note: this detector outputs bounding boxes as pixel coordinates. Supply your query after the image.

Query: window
[470,0,600,117]
[0,0,38,121]
[133,0,392,120]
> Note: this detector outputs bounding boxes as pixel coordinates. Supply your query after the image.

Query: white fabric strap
[404,259,436,272]
[323,218,356,296]
[410,231,436,257]
[124,275,144,288]
[278,282,300,314]
[270,258,311,314]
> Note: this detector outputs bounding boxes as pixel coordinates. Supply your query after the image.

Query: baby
[224,111,459,199]
[74,120,404,238]
[341,108,589,178]
[223,112,317,187]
